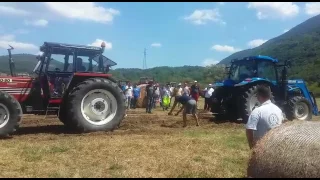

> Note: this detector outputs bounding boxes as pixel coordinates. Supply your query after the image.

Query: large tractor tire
[241,85,274,123]
[0,91,22,137]
[285,96,312,121]
[211,87,238,122]
[66,78,126,132]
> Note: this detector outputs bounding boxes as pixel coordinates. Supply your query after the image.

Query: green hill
[218,14,320,84]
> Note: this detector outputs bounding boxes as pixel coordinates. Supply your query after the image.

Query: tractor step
[25,106,59,113]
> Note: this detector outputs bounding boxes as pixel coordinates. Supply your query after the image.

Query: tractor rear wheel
[66,78,126,132]
[285,96,312,121]
[241,85,274,123]
[0,91,22,137]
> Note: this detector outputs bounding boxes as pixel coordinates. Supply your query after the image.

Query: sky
[0,2,319,69]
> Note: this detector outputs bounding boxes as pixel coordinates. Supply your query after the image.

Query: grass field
[0,98,319,178]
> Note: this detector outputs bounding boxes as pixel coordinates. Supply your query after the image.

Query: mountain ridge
[218,14,320,65]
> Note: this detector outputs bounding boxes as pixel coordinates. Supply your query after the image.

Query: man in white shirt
[246,85,284,149]
[204,84,214,111]
[124,82,133,110]
[176,83,183,107]
[177,83,183,96]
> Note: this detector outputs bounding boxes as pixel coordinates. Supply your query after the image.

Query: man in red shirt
[190,81,200,108]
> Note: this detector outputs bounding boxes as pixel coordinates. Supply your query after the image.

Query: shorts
[184,99,197,114]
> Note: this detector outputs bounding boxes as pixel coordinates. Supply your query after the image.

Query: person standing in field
[246,85,284,149]
[204,84,214,112]
[146,81,155,114]
[182,82,190,96]
[169,84,174,107]
[131,84,140,109]
[190,81,200,108]
[153,83,161,108]
[169,95,199,127]
[162,84,171,111]
[169,83,182,110]
[124,82,133,110]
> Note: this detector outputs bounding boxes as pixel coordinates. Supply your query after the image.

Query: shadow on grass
[208,117,244,125]
[13,125,80,136]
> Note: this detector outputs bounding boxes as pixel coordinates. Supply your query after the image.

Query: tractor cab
[28,41,117,112]
[225,55,278,86]
[33,42,117,98]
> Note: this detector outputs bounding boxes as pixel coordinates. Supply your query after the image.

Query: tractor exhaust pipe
[7,45,16,77]
[281,60,291,102]
[281,66,288,101]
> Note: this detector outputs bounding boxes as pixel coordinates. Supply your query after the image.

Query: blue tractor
[211,55,319,122]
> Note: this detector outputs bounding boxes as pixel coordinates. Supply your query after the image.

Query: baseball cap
[194,80,197,83]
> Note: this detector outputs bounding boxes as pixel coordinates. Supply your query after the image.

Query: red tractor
[0,42,126,137]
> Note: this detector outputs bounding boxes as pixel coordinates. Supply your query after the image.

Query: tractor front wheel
[0,91,22,137]
[285,96,312,121]
[66,78,126,132]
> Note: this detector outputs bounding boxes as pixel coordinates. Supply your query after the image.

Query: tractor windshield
[43,53,116,74]
[229,60,256,82]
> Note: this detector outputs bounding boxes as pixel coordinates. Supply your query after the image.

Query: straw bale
[248,121,320,178]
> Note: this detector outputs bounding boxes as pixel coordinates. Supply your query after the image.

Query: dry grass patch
[8,98,320,178]
[0,105,249,178]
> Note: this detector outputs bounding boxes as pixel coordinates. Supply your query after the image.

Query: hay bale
[136,84,148,108]
[248,121,320,178]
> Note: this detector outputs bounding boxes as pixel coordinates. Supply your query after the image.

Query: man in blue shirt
[132,84,140,109]
[168,95,199,127]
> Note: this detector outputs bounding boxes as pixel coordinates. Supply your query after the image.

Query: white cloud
[184,9,226,25]
[248,39,268,48]
[14,29,29,34]
[0,3,120,24]
[305,2,320,16]
[248,2,299,20]
[218,2,225,5]
[44,2,120,23]
[88,39,112,50]
[211,44,241,53]
[283,29,289,33]
[151,43,162,48]
[202,58,219,66]
[0,34,37,50]
[0,5,30,16]
[0,34,15,41]
[25,19,48,27]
